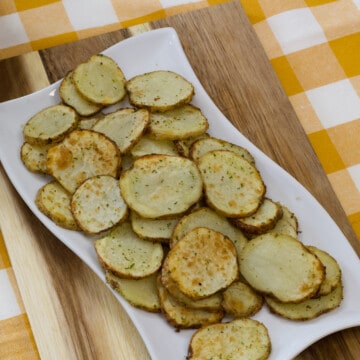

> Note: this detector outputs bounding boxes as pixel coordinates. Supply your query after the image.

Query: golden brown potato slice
[190,136,255,165]
[71,175,128,234]
[265,282,343,321]
[229,198,283,235]
[106,270,160,312]
[221,280,263,318]
[165,227,238,300]
[73,54,126,105]
[92,108,149,153]
[95,222,164,279]
[187,318,271,360]
[23,104,78,146]
[47,129,121,193]
[130,134,179,158]
[126,70,194,112]
[198,150,265,218]
[157,276,224,329]
[59,71,103,116]
[119,154,203,219]
[35,181,78,230]
[20,142,53,174]
[148,104,208,140]
[239,233,325,303]
[77,116,102,130]
[174,133,209,158]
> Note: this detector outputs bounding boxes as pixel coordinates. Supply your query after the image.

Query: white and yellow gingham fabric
[0,0,359,358]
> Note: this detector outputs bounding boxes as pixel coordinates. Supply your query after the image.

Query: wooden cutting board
[1,1,359,359]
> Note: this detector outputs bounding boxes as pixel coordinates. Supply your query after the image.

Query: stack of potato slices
[20,53,343,360]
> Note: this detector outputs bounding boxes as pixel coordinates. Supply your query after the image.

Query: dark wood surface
[1,1,359,359]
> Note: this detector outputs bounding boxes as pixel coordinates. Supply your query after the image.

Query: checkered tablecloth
[0,0,359,358]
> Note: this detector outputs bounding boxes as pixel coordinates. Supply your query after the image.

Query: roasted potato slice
[130,134,178,158]
[265,282,343,321]
[165,227,238,300]
[126,70,194,112]
[157,276,224,329]
[47,129,121,193]
[73,54,126,105]
[187,318,271,360]
[78,116,102,130]
[239,233,325,303]
[106,270,160,312]
[148,104,208,140]
[175,133,209,158]
[20,142,53,174]
[95,222,164,279]
[71,175,128,234]
[59,71,103,116]
[35,181,78,230]
[92,108,149,153]
[221,280,263,318]
[119,154,203,219]
[23,104,78,146]
[198,150,265,218]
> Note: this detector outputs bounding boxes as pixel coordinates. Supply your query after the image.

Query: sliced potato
[148,104,208,140]
[266,282,343,321]
[35,181,78,230]
[73,54,126,105]
[230,198,283,235]
[20,142,53,174]
[239,233,325,303]
[92,108,149,153]
[119,155,203,219]
[187,318,271,360]
[106,270,160,312]
[268,216,298,238]
[47,129,121,193]
[95,222,164,279]
[59,71,103,116]
[157,275,224,329]
[308,246,342,297]
[221,280,263,318]
[71,175,128,234]
[280,204,299,231]
[78,116,102,130]
[130,134,178,158]
[126,70,194,112]
[23,104,78,146]
[130,211,179,243]
[198,150,265,218]
[190,136,255,165]
[175,133,209,158]
[165,227,238,300]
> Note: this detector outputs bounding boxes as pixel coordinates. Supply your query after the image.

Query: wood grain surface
[0,1,359,359]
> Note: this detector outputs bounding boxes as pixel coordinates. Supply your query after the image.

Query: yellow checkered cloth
[0,0,359,358]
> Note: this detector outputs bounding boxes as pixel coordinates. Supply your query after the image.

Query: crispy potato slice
[47,129,121,193]
[59,71,103,116]
[175,133,209,158]
[126,70,194,112]
[23,104,78,146]
[190,136,255,165]
[239,233,325,303]
[130,134,178,158]
[95,222,163,279]
[73,54,126,105]
[130,211,179,243]
[308,246,342,297]
[92,108,149,153]
[187,318,271,360]
[221,280,263,318]
[106,270,160,312]
[165,227,238,300]
[71,175,128,234]
[119,154,203,219]
[198,150,265,218]
[230,198,283,235]
[170,207,248,258]
[78,116,102,130]
[148,104,208,140]
[20,142,53,174]
[157,276,224,329]
[280,204,299,231]
[35,181,78,230]
[265,282,343,321]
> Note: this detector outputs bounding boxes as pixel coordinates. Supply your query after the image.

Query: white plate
[1,27,359,360]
